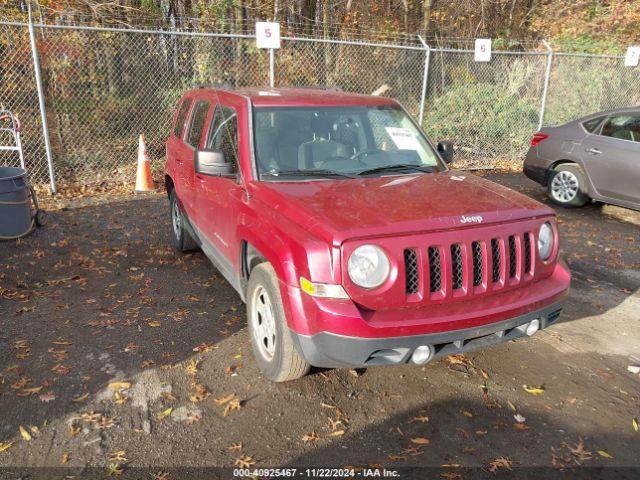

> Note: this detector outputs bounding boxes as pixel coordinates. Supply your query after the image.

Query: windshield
[253,105,445,180]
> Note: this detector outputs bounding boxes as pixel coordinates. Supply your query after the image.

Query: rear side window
[582,116,605,133]
[186,100,211,148]
[173,99,192,138]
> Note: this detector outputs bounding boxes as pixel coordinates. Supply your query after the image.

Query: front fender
[237,198,340,288]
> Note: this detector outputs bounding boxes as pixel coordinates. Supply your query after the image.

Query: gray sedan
[524,107,639,210]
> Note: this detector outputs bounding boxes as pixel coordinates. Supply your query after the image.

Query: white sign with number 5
[474,38,492,62]
[256,22,280,49]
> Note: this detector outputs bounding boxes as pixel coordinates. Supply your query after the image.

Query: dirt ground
[1,173,639,480]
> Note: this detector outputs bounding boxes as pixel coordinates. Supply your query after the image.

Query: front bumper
[291,300,563,368]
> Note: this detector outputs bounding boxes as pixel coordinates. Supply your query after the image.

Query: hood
[251,171,554,244]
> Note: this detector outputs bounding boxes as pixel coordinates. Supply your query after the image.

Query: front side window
[206,105,238,170]
[173,98,192,138]
[601,114,640,142]
[253,106,444,180]
[186,100,210,148]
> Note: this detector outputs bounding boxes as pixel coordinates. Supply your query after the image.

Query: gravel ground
[1,173,639,480]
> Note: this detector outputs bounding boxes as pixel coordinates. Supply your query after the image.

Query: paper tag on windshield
[384,127,420,151]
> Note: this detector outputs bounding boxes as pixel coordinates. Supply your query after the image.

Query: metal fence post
[417,35,431,126]
[537,40,554,132]
[269,48,275,88]
[27,6,56,193]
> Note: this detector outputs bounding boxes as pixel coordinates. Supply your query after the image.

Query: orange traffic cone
[135,134,155,193]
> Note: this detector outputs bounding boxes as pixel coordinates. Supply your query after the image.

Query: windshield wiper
[263,169,357,179]
[357,164,437,176]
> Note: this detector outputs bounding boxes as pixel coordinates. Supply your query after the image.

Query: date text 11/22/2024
[233,467,401,477]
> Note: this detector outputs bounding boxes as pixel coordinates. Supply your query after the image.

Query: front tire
[169,189,197,252]
[547,164,589,207]
[247,263,310,382]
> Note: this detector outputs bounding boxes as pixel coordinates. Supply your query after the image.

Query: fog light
[411,345,434,365]
[525,319,540,336]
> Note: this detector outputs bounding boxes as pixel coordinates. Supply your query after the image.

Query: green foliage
[424,83,538,162]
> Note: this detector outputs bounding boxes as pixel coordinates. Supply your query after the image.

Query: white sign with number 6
[474,38,492,62]
[256,22,281,49]
[624,46,640,67]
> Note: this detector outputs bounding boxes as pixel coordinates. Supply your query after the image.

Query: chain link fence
[0,21,638,191]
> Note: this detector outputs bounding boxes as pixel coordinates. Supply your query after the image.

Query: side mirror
[194,149,234,177]
[437,141,454,164]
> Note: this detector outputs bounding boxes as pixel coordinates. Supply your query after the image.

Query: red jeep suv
[165,87,570,382]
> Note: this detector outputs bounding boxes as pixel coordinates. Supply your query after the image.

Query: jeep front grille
[403,231,534,297]
[508,235,517,279]
[404,249,419,294]
[523,232,532,274]
[472,241,483,286]
[491,238,501,283]
[451,244,463,290]
[428,246,441,293]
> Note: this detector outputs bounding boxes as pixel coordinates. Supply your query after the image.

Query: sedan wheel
[550,170,579,203]
[547,165,589,208]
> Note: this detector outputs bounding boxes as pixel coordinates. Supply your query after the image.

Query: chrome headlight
[537,222,554,261]
[347,245,390,289]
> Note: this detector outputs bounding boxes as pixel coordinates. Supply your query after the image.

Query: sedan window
[601,114,640,143]
[582,116,605,133]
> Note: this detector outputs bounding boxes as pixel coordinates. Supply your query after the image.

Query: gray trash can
[0,166,34,240]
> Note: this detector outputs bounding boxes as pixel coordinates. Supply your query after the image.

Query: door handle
[586,148,602,155]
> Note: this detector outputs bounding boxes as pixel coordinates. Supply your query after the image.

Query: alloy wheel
[551,171,579,203]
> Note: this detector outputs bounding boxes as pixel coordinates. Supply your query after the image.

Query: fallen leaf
[107,463,123,476]
[20,386,43,395]
[114,391,129,405]
[148,321,161,328]
[61,452,69,464]
[189,383,209,403]
[461,410,473,418]
[234,455,255,468]
[19,425,32,441]
[633,418,638,432]
[514,422,530,431]
[223,399,242,416]
[71,392,90,402]
[302,432,319,442]
[227,443,243,451]
[488,456,512,473]
[109,451,128,463]
[388,454,407,461]
[523,385,545,395]
[161,392,177,402]
[409,414,429,424]
[39,391,56,403]
[410,437,430,445]
[108,382,131,390]
[597,450,613,459]
[507,401,517,411]
[514,414,526,423]
[157,408,172,421]
[213,393,235,405]
[328,429,345,437]
[0,442,14,453]
[185,359,199,376]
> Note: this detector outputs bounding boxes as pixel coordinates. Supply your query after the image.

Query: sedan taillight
[531,133,550,147]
